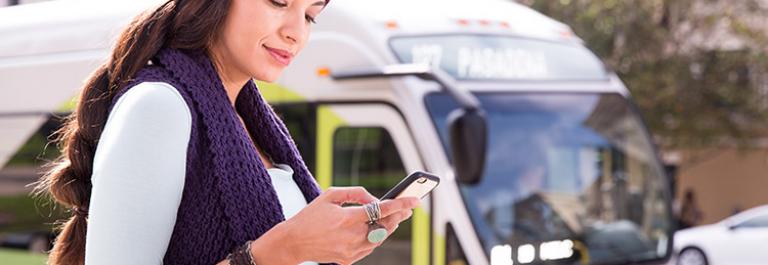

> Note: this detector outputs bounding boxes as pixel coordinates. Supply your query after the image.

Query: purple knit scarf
[113,47,322,264]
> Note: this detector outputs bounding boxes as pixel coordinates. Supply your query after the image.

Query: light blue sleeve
[84,82,191,265]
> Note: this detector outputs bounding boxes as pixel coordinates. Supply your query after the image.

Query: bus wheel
[677,247,708,265]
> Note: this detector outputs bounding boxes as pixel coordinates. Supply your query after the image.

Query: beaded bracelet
[226,240,256,265]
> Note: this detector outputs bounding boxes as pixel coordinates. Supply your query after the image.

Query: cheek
[226,21,278,79]
[224,2,267,57]
[219,2,286,81]
[240,43,283,82]
[227,17,264,56]
[297,33,310,54]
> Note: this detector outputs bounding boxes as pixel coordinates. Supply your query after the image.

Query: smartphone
[380,171,440,200]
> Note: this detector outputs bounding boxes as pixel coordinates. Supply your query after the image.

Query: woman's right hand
[250,186,420,265]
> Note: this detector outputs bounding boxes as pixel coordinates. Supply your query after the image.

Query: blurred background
[1,0,766,264]
[520,0,768,226]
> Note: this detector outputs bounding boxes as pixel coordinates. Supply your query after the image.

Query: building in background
[664,0,768,225]
[666,145,768,225]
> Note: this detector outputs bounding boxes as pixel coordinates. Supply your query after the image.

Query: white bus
[0,0,674,264]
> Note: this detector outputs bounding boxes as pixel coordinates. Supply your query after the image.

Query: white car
[674,205,768,265]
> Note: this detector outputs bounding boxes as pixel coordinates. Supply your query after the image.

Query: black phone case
[380,171,441,200]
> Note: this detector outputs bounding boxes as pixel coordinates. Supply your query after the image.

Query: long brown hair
[31,1,230,264]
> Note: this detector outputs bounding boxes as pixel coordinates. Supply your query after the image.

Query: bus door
[314,103,431,265]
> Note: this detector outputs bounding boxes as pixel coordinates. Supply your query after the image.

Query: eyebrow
[312,0,326,7]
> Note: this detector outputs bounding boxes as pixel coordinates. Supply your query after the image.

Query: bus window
[331,127,411,264]
[425,92,673,264]
[446,223,468,265]
[272,103,317,174]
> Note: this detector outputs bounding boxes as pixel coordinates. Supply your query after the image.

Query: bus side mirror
[448,108,488,185]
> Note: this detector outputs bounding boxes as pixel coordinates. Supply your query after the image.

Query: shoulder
[93,81,193,177]
[110,81,192,128]
[119,81,187,109]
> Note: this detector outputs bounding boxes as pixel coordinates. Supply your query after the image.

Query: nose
[280,10,308,46]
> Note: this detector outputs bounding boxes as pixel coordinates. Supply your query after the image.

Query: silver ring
[366,202,376,223]
[364,201,381,224]
[373,200,381,221]
[364,204,373,223]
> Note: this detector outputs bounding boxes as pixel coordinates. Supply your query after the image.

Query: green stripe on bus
[315,106,345,189]
[433,232,446,265]
[57,81,303,112]
[57,94,78,112]
[255,80,305,102]
[413,206,430,265]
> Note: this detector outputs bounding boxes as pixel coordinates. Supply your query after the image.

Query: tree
[520,0,768,149]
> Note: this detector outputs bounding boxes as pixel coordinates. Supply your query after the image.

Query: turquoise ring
[367,222,388,244]
[364,201,387,243]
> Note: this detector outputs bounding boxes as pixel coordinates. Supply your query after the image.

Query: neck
[208,49,249,106]
[221,75,249,107]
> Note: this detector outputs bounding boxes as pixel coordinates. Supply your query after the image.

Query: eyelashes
[269,0,317,24]
[305,15,317,24]
[269,0,288,7]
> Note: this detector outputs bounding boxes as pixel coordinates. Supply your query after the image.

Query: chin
[259,75,280,83]
[251,68,283,83]
[252,73,279,83]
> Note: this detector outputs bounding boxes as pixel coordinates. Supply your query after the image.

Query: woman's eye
[305,14,317,24]
[270,0,287,7]
[269,0,316,24]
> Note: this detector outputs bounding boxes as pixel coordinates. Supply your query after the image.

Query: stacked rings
[364,201,381,224]
[363,201,388,244]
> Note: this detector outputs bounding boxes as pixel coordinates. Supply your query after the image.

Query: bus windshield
[425,92,673,264]
[389,35,607,81]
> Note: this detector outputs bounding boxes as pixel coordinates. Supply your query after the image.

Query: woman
[32,0,419,264]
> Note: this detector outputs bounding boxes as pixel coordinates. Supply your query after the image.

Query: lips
[264,45,293,66]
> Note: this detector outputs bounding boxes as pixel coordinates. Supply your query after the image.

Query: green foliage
[0,248,47,265]
[0,194,67,233]
[522,0,768,148]
[6,131,60,167]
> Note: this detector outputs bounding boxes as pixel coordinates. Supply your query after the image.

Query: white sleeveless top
[84,82,315,265]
